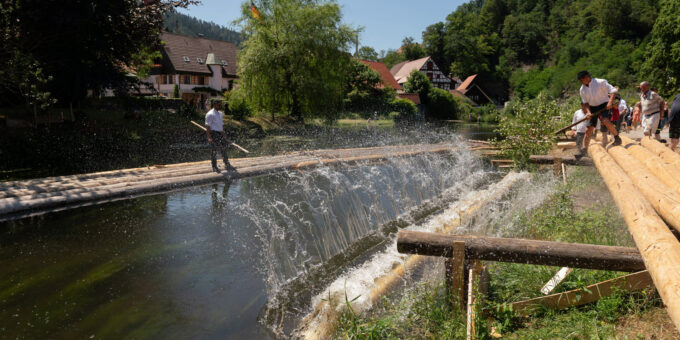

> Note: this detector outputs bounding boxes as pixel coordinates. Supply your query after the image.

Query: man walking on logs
[205,101,237,174]
[577,71,622,157]
[635,82,666,140]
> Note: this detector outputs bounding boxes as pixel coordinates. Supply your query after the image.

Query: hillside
[399,0,678,100]
[163,11,243,45]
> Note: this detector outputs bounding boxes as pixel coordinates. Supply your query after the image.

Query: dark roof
[160,32,237,76]
[359,59,402,91]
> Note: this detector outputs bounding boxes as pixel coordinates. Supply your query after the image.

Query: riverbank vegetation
[335,167,671,339]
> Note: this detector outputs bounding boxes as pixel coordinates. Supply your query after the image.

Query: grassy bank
[335,167,672,339]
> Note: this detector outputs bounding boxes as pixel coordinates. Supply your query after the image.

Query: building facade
[390,56,452,91]
[146,32,238,105]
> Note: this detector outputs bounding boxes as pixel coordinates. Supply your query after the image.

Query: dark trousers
[210,131,231,169]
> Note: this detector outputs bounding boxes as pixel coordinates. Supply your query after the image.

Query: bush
[225,87,251,120]
[426,88,459,120]
[493,92,561,168]
[390,98,417,121]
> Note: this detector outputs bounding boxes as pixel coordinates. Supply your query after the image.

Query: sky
[178,0,467,53]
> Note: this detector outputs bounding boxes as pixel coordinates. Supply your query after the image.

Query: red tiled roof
[456,74,478,94]
[398,93,421,105]
[160,32,237,76]
[359,59,402,91]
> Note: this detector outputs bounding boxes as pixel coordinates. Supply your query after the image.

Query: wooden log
[528,155,593,166]
[607,144,680,232]
[511,270,653,315]
[557,141,577,149]
[619,135,680,194]
[640,137,680,171]
[588,143,680,330]
[396,230,645,272]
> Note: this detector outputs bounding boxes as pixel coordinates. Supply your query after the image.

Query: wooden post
[466,260,483,340]
[589,143,680,330]
[553,157,562,176]
[451,241,466,310]
[561,163,567,185]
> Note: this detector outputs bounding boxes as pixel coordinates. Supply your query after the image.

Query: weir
[0,142,487,222]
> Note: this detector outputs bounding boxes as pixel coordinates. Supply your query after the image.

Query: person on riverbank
[635,82,666,139]
[205,101,236,174]
[669,93,680,151]
[569,109,588,155]
[577,71,621,154]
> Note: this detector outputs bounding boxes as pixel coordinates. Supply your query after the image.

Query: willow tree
[237,0,356,121]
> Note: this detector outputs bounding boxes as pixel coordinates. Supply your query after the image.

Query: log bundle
[588,143,680,331]
[0,142,479,221]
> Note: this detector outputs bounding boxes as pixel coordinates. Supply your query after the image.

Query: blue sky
[178,0,467,53]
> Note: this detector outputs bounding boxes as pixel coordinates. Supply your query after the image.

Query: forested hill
[163,11,243,45]
[412,0,679,99]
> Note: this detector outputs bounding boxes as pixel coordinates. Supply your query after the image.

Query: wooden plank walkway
[0,142,475,222]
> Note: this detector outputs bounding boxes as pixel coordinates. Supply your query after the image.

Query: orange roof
[359,59,402,91]
[456,74,478,94]
[398,93,420,105]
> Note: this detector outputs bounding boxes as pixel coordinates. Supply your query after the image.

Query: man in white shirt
[569,109,588,155]
[577,71,622,153]
[617,96,627,132]
[205,101,236,173]
[635,81,666,139]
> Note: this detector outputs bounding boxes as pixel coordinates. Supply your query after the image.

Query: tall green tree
[641,0,680,98]
[401,37,427,61]
[0,0,198,109]
[403,70,431,104]
[357,46,379,61]
[422,22,449,75]
[381,49,406,69]
[237,0,355,121]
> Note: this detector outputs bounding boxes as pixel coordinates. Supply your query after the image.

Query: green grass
[335,167,663,339]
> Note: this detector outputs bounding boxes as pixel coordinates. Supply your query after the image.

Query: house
[456,74,507,107]
[147,32,238,104]
[358,60,402,91]
[390,56,452,91]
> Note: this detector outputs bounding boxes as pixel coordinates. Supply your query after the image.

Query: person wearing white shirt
[617,97,627,132]
[577,71,622,152]
[635,81,666,139]
[570,109,588,155]
[205,101,236,173]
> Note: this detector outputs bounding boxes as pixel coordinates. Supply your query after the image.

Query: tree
[381,49,406,69]
[641,0,680,98]
[401,37,427,61]
[403,70,431,104]
[237,0,356,121]
[357,46,379,61]
[426,88,459,120]
[173,84,180,98]
[422,22,449,75]
[0,0,198,110]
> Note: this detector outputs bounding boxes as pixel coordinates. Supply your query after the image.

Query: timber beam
[397,230,644,272]
[529,155,593,166]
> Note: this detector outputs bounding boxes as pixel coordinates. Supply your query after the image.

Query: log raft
[0,142,478,221]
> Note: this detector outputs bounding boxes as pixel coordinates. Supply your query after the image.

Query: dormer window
[183,56,190,62]
[221,60,228,66]
[197,57,203,64]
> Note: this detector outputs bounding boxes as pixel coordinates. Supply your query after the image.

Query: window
[161,75,174,84]
[221,60,228,66]
[197,57,203,64]
[183,56,190,62]
[182,75,191,84]
[427,62,433,70]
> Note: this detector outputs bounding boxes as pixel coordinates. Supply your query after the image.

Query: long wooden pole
[606,143,680,232]
[619,135,680,193]
[554,107,607,135]
[397,231,645,272]
[190,120,250,154]
[589,143,680,330]
[640,137,680,170]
